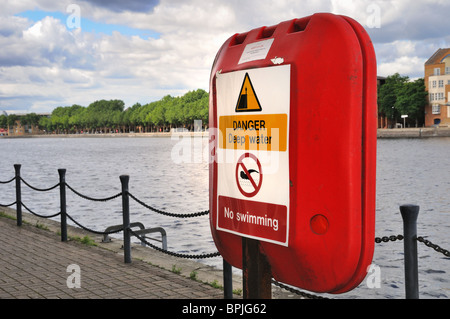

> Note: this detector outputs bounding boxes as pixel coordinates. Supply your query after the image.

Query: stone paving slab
[0,216,224,299]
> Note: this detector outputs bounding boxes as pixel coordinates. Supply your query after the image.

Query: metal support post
[14,164,22,226]
[223,259,233,299]
[58,169,67,242]
[120,175,131,264]
[400,204,420,299]
[242,237,272,299]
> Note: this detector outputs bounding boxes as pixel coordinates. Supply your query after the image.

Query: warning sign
[235,73,262,112]
[216,64,290,246]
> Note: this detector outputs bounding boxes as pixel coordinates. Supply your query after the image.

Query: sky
[1,0,449,114]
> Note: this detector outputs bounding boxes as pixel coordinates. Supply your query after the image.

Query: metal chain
[66,213,124,235]
[128,192,209,218]
[129,228,220,259]
[66,183,122,202]
[20,177,60,192]
[375,235,404,243]
[0,201,17,207]
[0,176,16,184]
[271,280,328,299]
[21,202,61,219]
[417,236,450,257]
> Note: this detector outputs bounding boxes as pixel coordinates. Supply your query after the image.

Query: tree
[69,106,85,133]
[150,101,167,130]
[378,73,427,127]
[21,113,40,127]
[394,78,427,127]
[32,90,210,134]
[378,73,409,122]
[7,114,18,127]
[38,117,53,133]
[0,114,7,128]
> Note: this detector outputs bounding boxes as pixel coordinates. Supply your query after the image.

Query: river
[0,135,448,299]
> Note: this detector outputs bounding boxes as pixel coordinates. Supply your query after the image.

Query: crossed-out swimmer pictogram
[235,152,262,197]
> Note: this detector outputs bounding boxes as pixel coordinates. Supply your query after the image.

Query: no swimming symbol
[235,153,262,197]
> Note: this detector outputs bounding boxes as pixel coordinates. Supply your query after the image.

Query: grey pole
[400,204,420,299]
[120,175,131,264]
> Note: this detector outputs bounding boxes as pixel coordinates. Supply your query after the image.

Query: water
[0,136,448,299]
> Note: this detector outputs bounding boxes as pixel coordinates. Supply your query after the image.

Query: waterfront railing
[1,164,448,299]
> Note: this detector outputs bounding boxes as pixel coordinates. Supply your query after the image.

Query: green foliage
[6,114,18,127]
[37,89,209,133]
[378,73,428,126]
[69,235,97,246]
[171,265,182,274]
[0,114,7,128]
[189,270,198,280]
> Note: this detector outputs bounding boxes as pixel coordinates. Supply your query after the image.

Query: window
[432,104,440,114]
[446,66,450,74]
[432,80,437,88]
[439,80,444,88]
[434,68,441,75]
[429,93,434,101]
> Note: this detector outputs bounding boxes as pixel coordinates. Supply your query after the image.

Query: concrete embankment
[0,132,208,138]
[377,127,450,139]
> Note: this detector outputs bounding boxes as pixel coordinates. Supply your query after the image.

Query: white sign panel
[215,64,291,246]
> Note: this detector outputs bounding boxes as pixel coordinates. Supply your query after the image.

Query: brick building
[4,113,49,136]
[8,120,40,136]
[424,48,450,127]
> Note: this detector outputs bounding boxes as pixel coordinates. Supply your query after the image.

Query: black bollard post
[58,169,67,242]
[14,164,22,226]
[223,259,233,299]
[400,204,420,299]
[120,175,131,264]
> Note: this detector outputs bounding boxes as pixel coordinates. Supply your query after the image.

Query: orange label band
[219,114,287,151]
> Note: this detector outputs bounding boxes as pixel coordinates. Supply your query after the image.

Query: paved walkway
[0,216,223,299]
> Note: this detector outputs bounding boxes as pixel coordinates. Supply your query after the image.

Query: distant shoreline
[376,127,450,139]
[1,128,450,139]
[0,131,208,139]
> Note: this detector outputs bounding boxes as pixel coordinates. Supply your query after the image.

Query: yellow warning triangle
[235,73,262,112]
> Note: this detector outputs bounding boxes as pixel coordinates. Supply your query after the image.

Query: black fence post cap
[400,204,420,223]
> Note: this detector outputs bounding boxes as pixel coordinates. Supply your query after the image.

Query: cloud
[0,0,239,113]
[81,0,160,13]
[0,0,449,113]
